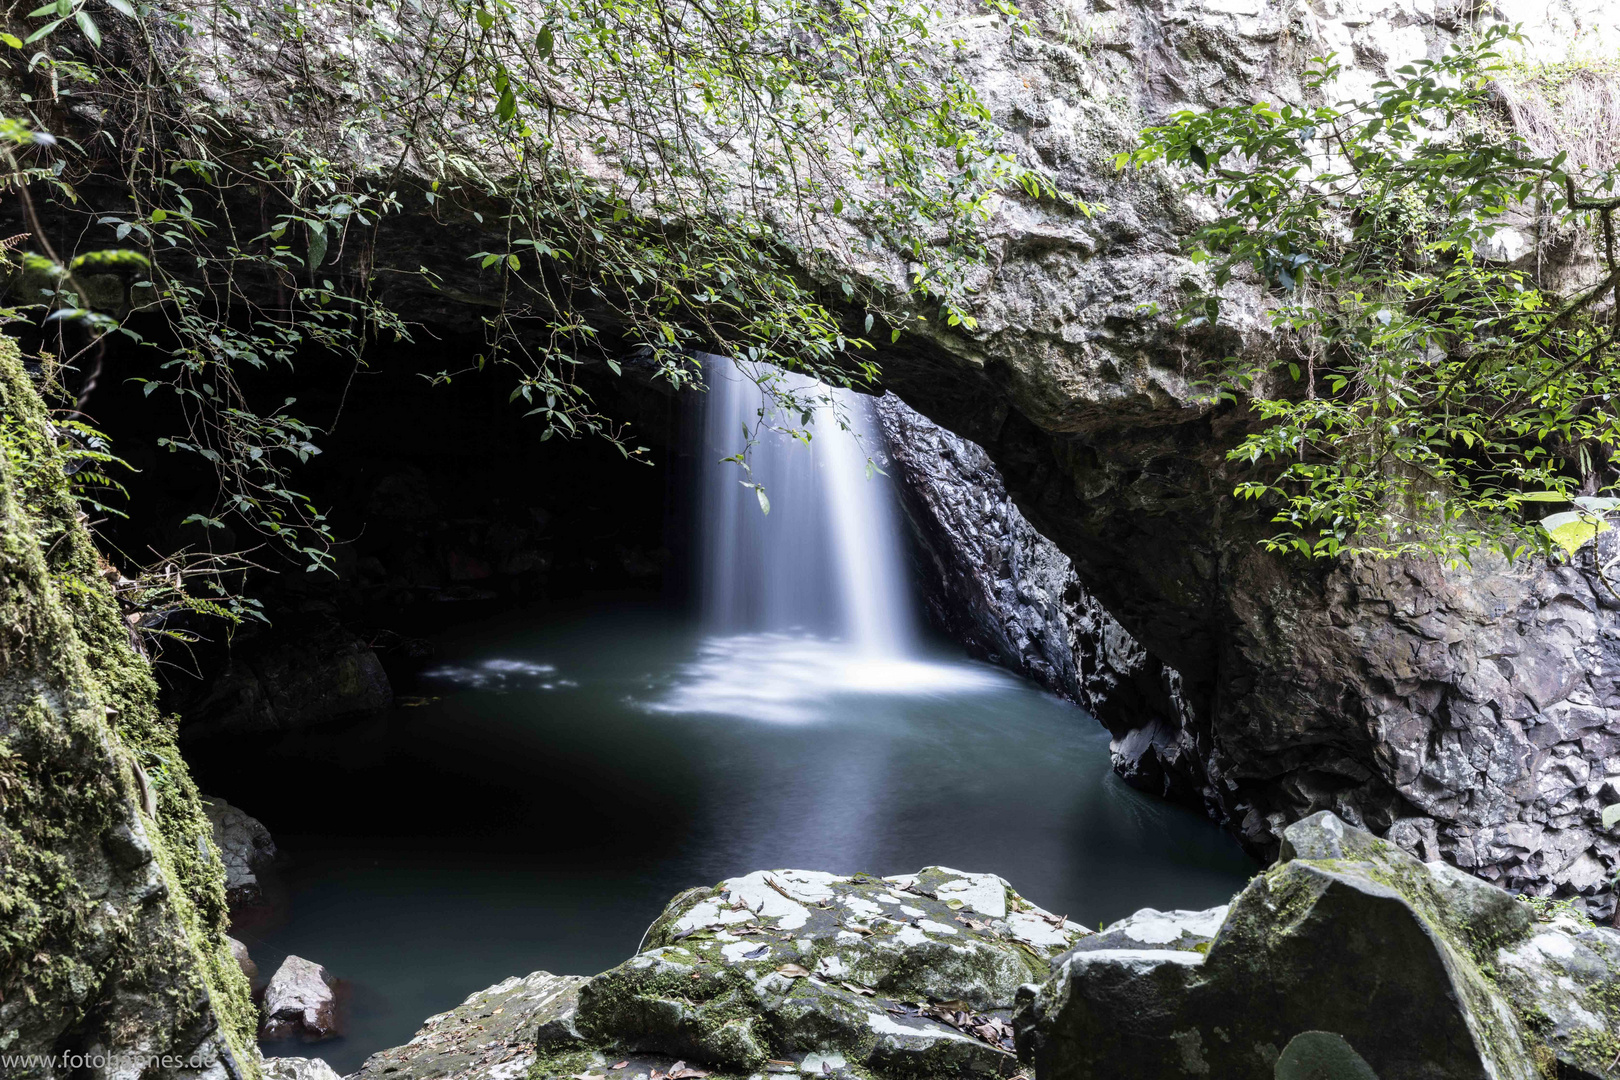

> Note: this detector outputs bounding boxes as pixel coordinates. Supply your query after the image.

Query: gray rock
[262,955,341,1042]
[201,797,276,907]
[1015,812,1620,1080]
[261,1056,343,1080]
[353,970,586,1080]
[569,867,1091,1078]
[228,935,260,988]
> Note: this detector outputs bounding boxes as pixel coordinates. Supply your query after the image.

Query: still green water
[194,598,1255,1072]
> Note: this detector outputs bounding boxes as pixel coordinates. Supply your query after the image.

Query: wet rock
[874,395,1194,765]
[1015,812,1620,1080]
[570,867,1089,1077]
[201,796,276,906]
[353,970,586,1080]
[228,935,259,987]
[261,1056,343,1080]
[262,955,341,1042]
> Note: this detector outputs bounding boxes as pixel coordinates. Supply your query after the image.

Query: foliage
[1120,27,1620,564]
[0,0,1073,573]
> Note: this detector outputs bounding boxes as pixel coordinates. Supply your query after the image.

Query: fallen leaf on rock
[669,1067,709,1079]
[568,1073,605,1080]
[841,981,876,996]
[743,945,770,959]
[611,1063,628,1070]
[766,1060,795,1067]
[776,963,811,978]
[954,916,991,932]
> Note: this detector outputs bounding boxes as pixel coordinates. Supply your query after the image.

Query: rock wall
[875,395,1207,804]
[0,340,258,1076]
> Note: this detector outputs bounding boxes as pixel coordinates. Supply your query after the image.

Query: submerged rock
[202,795,277,907]
[352,970,587,1080]
[262,955,342,1042]
[1015,812,1620,1080]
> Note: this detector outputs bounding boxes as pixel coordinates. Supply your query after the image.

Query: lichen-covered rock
[1015,812,1620,1080]
[0,338,258,1074]
[570,868,1089,1079]
[203,797,277,907]
[261,1057,342,1080]
[352,970,586,1080]
[261,956,341,1042]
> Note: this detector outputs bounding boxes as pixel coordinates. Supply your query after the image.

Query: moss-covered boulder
[0,338,257,1077]
[350,971,586,1080]
[566,867,1091,1080]
[1014,812,1620,1080]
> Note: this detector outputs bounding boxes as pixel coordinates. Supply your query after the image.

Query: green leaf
[306,223,327,269]
[1540,511,1608,557]
[754,485,770,516]
[106,0,137,15]
[1516,492,1567,502]
[75,8,100,44]
[475,6,493,29]
[506,253,520,271]
[0,32,21,47]
[1602,803,1620,830]
[535,25,554,58]
[24,18,63,42]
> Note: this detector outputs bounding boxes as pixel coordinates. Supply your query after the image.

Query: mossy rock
[0,337,257,1076]
[1017,812,1620,1080]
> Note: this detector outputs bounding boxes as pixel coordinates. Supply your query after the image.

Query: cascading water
[698,355,914,653]
[656,354,997,722]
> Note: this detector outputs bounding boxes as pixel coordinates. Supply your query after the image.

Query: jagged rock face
[1014,812,1620,1080]
[875,394,1209,803]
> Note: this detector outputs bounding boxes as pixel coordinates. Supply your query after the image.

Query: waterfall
[697,355,914,655]
[653,354,998,723]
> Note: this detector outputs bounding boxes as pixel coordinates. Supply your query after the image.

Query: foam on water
[648,632,1005,724]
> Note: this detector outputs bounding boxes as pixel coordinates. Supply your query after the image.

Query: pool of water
[190,597,1256,1073]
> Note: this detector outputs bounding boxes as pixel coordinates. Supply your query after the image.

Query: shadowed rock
[1014,812,1620,1080]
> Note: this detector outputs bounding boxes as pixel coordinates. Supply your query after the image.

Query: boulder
[202,796,277,907]
[261,1057,343,1080]
[352,971,587,1080]
[262,955,342,1042]
[1015,813,1620,1080]
[565,867,1092,1079]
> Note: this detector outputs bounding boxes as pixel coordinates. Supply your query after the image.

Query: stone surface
[569,867,1090,1078]
[261,1057,342,1080]
[262,955,341,1042]
[203,797,277,907]
[876,394,1207,806]
[1015,812,1620,1080]
[351,970,586,1080]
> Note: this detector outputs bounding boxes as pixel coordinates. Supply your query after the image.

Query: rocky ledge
[342,818,1619,1080]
